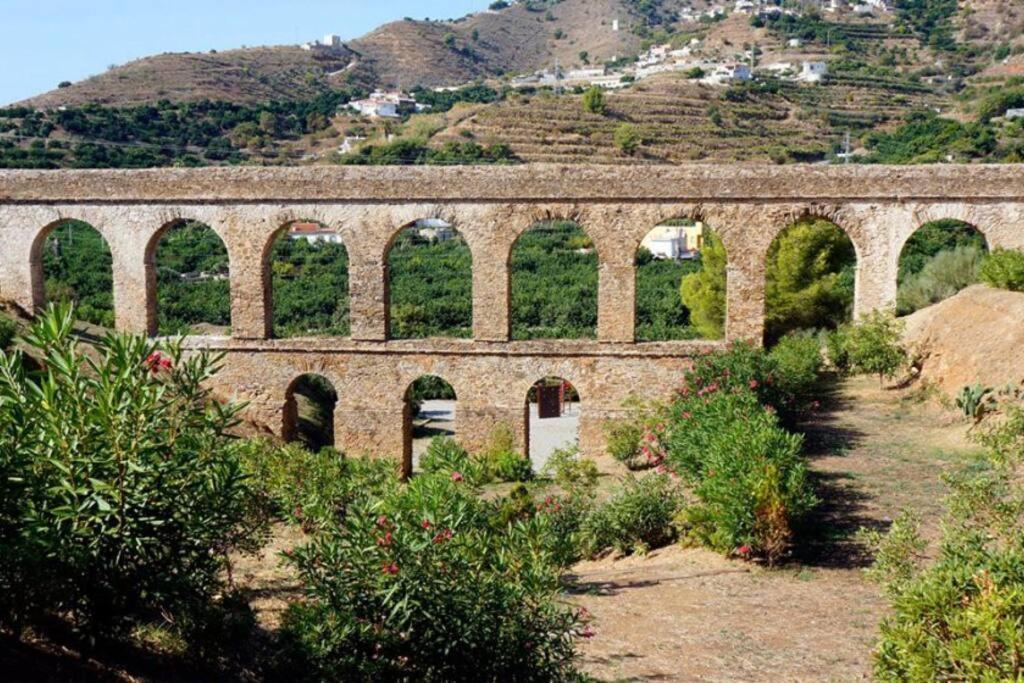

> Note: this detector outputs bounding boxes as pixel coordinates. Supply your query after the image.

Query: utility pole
[843,131,851,164]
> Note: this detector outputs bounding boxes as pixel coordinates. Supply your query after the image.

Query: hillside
[428,69,945,164]
[19,47,358,109]
[904,284,1024,393]
[18,0,680,108]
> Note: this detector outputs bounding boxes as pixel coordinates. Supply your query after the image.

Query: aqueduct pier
[2,164,1023,465]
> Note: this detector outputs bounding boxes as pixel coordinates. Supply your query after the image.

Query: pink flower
[382,562,400,575]
[749,379,760,390]
[377,531,393,547]
[421,519,432,530]
[581,626,596,639]
[376,515,390,529]
[432,528,453,544]
[451,471,463,482]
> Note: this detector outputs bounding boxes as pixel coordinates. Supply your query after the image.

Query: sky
[0,0,487,105]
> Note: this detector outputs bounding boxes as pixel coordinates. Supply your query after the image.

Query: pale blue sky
[0,1,486,105]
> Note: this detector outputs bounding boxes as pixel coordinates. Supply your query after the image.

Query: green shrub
[582,473,681,557]
[839,310,908,386]
[980,247,1024,292]
[543,445,599,493]
[419,435,475,476]
[684,340,822,425]
[491,448,534,482]
[664,388,815,563]
[864,407,1024,680]
[0,305,266,641]
[824,326,853,374]
[767,332,824,403]
[604,417,646,469]
[613,123,642,155]
[582,85,605,114]
[237,439,395,533]
[896,245,984,315]
[0,315,15,349]
[277,470,586,680]
[478,423,532,482]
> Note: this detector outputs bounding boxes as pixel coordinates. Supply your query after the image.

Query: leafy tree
[839,310,908,385]
[42,221,114,327]
[635,248,702,340]
[271,236,350,337]
[764,219,855,344]
[680,230,727,339]
[388,230,472,339]
[155,222,231,334]
[613,123,641,155]
[582,86,605,115]
[898,219,987,282]
[511,221,597,339]
[980,248,1024,292]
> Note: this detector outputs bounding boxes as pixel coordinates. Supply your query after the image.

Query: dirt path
[575,376,980,682]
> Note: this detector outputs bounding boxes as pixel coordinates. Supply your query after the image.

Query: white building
[302,34,345,52]
[788,38,803,48]
[641,223,704,260]
[1006,108,1024,120]
[702,63,752,86]
[289,223,343,245]
[734,0,757,14]
[638,43,672,68]
[415,218,455,242]
[348,91,418,118]
[798,61,829,83]
[865,0,893,11]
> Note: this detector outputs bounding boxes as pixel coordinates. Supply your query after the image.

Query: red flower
[144,351,172,374]
[382,562,400,575]
[451,471,463,482]
[737,545,751,557]
[376,515,390,529]
[749,379,760,390]
[377,531,393,547]
[432,528,453,544]
[581,626,596,639]
[421,519,432,530]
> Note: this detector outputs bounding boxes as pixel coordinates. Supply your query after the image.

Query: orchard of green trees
[41,216,988,345]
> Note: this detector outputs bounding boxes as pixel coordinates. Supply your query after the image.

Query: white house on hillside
[798,61,828,83]
[702,63,752,86]
[289,222,343,244]
[641,223,704,259]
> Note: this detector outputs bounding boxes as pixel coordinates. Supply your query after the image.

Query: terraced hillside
[431,72,945,164]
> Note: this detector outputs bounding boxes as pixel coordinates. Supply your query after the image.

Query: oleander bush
[980,247,1024,292]
[664,387,816,564]
[276,468,587,681]
[581,473,683,557]
[864,405,1024,680]
[237,439,396,533]
[0,305,267,643]
[0,314,16,349]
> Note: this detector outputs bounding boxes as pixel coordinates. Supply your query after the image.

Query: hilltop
[16,0,679,108]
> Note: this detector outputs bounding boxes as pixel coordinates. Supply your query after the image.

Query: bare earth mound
[903,284,1024,392]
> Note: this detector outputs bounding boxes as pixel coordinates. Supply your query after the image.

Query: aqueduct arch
[2,165,1024,462]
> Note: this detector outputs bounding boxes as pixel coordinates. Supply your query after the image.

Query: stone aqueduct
[2,165,1023,469]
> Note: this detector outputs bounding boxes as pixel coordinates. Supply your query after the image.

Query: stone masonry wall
[2,165,1023,465]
